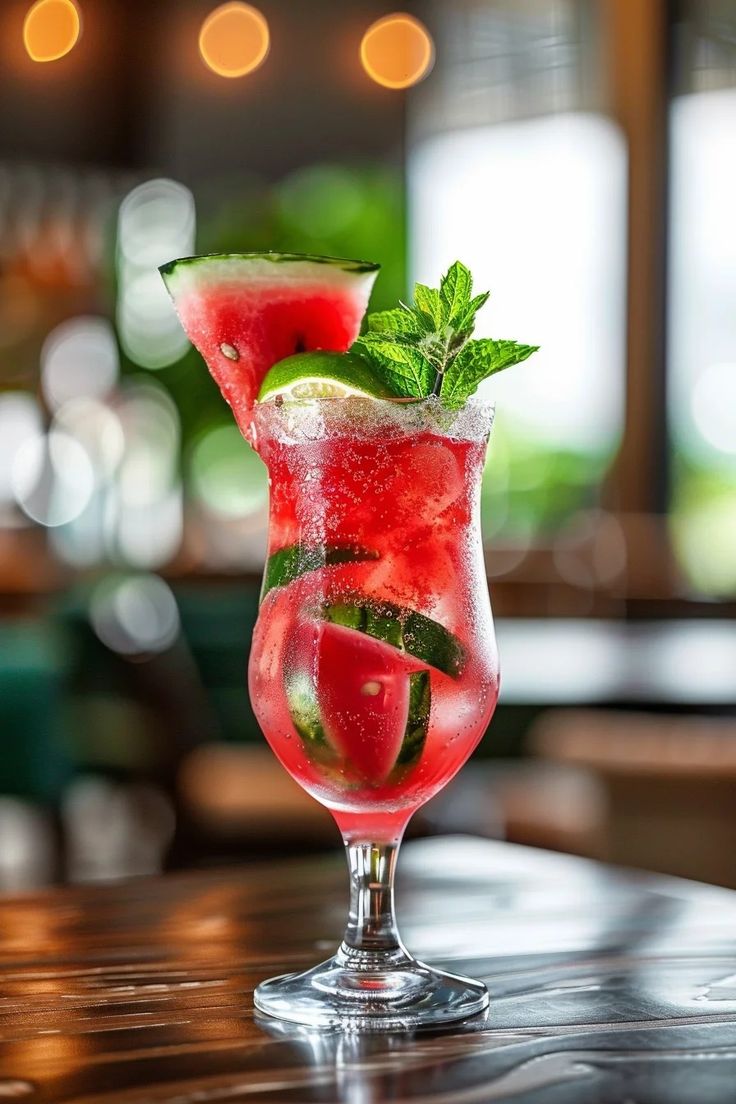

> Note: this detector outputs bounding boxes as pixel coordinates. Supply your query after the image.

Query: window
[668,1,736,596]
[408,1,626,545]
[410,0,736,615]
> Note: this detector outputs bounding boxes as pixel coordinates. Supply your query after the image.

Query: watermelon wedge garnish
[159,252,379,439]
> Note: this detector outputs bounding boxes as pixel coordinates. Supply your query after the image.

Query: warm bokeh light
[199,2,270,79]
[360,13,434,90]
[23,0,81,63]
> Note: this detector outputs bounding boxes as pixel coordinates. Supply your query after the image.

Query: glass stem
[337,841,411,969]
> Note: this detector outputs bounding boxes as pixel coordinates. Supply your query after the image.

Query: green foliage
[481,419,611,537]
[670,454,736,596]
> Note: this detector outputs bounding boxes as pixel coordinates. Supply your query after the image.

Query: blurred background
[0,0,735,891]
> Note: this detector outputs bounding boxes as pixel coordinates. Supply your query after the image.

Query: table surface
[1,836,736,1103]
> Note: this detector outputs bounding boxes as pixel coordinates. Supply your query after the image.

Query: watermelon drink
[246,395,497,1028]
[249,395,498,846]
[162,251,537,1031]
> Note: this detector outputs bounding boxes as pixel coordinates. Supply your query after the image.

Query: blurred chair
[0,618,71,889]
[0,619,72,803]
[419,758,606,859]
[62,777,176,882]
[0,798,56,892]
[177,743,335,852]
[530,709,736,887]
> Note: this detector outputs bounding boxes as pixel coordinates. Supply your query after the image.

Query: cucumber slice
[285,671,333,763]
[261,544,379,602]
[394,671,431,768]
[322,599,466,678]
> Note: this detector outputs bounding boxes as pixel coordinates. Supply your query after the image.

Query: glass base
[254,950,489,1031]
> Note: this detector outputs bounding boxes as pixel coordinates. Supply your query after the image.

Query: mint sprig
[441,337,539,408]
[352,261,538,409]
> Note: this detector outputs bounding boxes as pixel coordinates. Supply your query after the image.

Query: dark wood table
[1,836,736,1102]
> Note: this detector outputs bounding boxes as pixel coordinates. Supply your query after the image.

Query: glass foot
[254,951,489,1030]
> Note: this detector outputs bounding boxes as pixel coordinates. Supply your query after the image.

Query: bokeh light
[23,0,81,63]
[49,493,108,569]
[53,398,125,483]
[190,425,268,519]
[90,574,180,657]
[111,381,183,569]
[118,179,195,267]
[116,488,183,570]
[117,179,195,369]
[11,431,94,528]
[46,390,124,569]
[0,394,42,509]
[117,383,180,505]
[199,2,270,79]
[41,316,119,412]
[360,14,434,90]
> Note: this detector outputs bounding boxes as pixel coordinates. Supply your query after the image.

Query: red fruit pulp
[248,399,499,843]
[180,287,363,428]
[308,621,425,783]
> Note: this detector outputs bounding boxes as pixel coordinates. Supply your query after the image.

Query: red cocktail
[249,397,498,845]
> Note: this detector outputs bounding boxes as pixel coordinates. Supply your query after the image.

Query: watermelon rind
[159,252,380,293]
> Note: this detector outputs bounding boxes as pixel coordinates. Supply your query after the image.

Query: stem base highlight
[254,955,489,1031]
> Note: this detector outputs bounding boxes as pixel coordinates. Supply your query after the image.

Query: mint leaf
[441,338,539,409]
[366,307,420,339]
[353,333,435,398]
[455,291,490,334]
[350,260,539,405]
[413,284,443,328]
[439,261,472,324]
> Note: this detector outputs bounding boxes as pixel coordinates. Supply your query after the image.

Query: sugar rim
[251,394,495,447]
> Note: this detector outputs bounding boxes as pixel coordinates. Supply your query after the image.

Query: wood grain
[0,837,735,1101]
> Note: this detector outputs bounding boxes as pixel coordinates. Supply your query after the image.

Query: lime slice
[257,351,395,402]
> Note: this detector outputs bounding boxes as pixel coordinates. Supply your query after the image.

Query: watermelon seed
[360,681,382,697]
[220,343,239,361]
